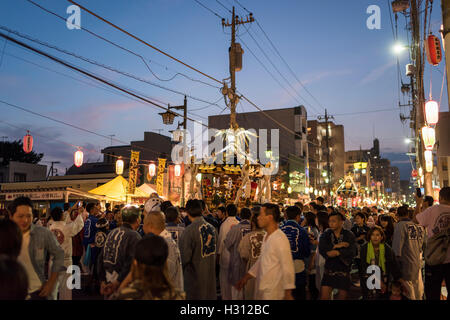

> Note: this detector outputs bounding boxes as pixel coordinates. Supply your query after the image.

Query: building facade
[436,112,450,188]
[0,161,47,183]
[307,120,345,191]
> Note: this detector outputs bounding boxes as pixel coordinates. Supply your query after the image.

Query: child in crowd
[389,281,409,300]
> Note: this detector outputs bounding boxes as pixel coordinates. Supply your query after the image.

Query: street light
[393,42,407,54]
[159,110,176,125]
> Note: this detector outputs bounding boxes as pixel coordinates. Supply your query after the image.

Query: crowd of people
[0,187,449,301]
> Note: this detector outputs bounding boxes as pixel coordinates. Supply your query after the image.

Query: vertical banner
[128,151,140,195]
[156,158,166,196]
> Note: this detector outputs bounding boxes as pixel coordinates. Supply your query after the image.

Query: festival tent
[88,175,149,201]
[138,183,167,200]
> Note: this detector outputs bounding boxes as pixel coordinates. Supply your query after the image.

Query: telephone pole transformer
[221,7,254,130]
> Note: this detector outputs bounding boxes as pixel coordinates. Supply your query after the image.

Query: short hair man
[143,211,183,291]
[316,197,325,206]
[414,187,450,300]
[224,207,252,299]
[48,203,84,300]
[9,197,64,300]
[281,206,311,300]
[217,203,240,300]
[392,205,425,300]
[236,203,295,300]
[319,212,356,300]
[99,205,142,297]
[165,206,184,246]
[179,199,217,299]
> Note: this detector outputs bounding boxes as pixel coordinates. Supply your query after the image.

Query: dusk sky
[0,0,447,178]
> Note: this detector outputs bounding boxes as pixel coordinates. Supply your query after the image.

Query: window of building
[443,160,448,172]
[14,173,27,182]
[444,180,449,187]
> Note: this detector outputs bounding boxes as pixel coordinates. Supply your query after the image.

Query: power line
[67,0,223,85]
[237,36,302,108]
[64,0,325,150]
[0,25,227,113]
[193,0,224,19]
[215,0,232,14]
[0,31,210,130]
[253,19,325,113]
[242,25,320,114]
[234,0,250,13]
[4,49,210,123]
[25,0,220,90]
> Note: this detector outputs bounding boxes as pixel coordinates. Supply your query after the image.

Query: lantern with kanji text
[425,34,442,66]
[23,131,33,154]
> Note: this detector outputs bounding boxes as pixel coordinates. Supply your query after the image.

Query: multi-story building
[208,106,309,193]
[0,161,47,183]
[346,139,401,199]
[436,111,450,188]
[344,149,371,191]
[307,120,345,191]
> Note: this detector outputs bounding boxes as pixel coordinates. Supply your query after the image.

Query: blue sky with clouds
[0,0,447,178]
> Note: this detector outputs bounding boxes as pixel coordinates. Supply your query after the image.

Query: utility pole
[108,134,115,146]
[410,0,432,195]
[46,161,60,180]
[164,96,187,206]
[318,109,334,200]
[222,7,254,130]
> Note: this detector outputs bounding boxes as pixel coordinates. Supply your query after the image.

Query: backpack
[425,228,450,266]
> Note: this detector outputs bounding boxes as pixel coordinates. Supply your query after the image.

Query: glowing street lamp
[393,42,407,54]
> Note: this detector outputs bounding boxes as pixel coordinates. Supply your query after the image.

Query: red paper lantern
[425,34,442,66]
[23,131,33,154]
[74,149,84,167]
[411,169,418,178]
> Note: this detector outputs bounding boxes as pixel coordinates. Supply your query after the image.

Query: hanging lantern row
[421,126,435,150]
[424,150,433,173]
[23,131,33,154]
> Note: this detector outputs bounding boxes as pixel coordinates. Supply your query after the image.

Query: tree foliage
[0,140,44,166]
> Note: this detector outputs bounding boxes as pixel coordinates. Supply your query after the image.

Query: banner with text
[156,158,166,196]
[128,150,140,195]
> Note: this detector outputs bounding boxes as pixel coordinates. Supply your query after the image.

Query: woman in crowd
[378,214,395,247]
[359,226,403,300]
[301,211,320,300]
[113,234,184,300]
